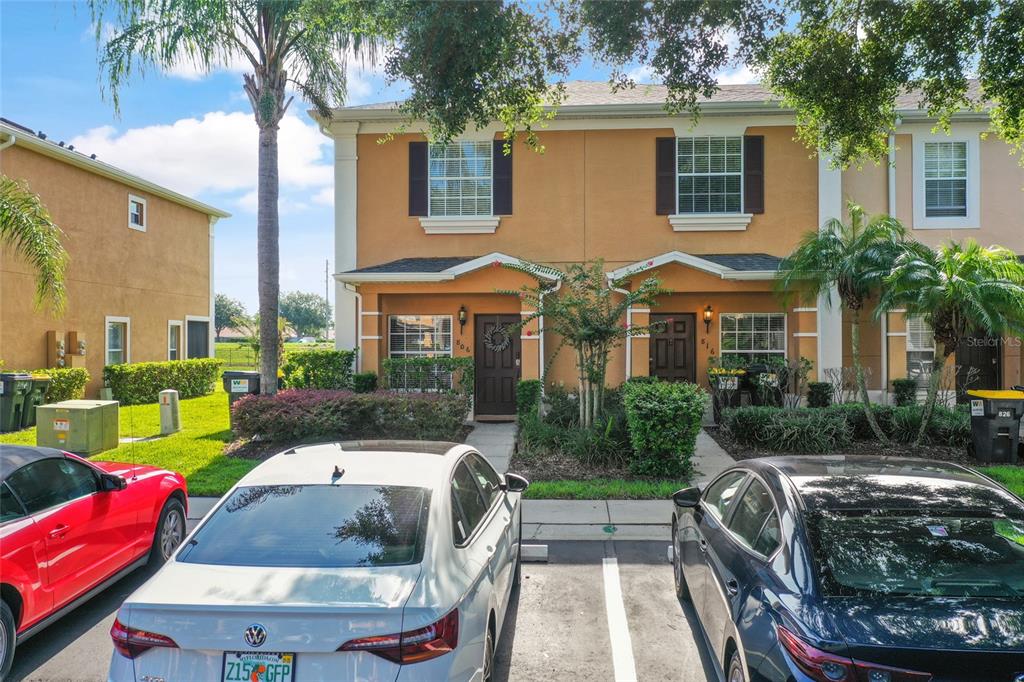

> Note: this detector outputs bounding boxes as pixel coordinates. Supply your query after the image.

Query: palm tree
[880,240,1024,445]
[92,0,378,393]
[0,175,68,313]
[777,202,908,444]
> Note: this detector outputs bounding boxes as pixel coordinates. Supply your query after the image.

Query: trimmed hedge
[280,349,356,389]
[807,381,832,408]
[104,358,222,405]
[516,380,543,418]
[352,372,378,393]
[892,378,918,407]
[723,406,853,453]
[35,367,90,402]
[890,404,971,447]
[232,389,469,442]
[623,380,708,476]
[382,357,474,395]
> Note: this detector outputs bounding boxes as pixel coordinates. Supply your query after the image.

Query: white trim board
[606,250,776,281]
[167,320,183,361]
[104,316,131,365]
[336,252,560,283]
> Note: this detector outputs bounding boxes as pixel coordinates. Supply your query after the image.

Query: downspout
[880,127,898,403]
[0,133,16,152]
[349,284,363,373]
[609,277,632,381]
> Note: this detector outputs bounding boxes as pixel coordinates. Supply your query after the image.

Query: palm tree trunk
[915,342,947,446]
[257,124,280,395]
[851,313,890,444]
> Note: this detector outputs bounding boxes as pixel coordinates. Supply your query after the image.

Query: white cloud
[70,111,332,197]
[716,65,757,85]
[626,64,657,84]
[312,186,334,207]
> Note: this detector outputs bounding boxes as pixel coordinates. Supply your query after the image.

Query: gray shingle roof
[344,257,475,274]
[701,253,784,271]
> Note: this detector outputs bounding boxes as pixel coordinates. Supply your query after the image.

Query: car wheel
[482,621,495,682]
[727,651,746,682]
[150,497,186,565]
[672,521,690,601]
[1,600,16,680]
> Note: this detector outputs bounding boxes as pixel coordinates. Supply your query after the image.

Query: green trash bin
[967,390,1024,464]
[222,370,260,430]
[0,373,32,433]
[21,375,51,428]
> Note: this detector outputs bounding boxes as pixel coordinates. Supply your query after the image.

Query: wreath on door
[483,325,512,353]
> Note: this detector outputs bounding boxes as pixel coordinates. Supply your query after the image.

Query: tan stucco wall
[841,156,889,218]
[0,145,213,396]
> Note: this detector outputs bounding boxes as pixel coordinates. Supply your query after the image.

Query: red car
[0,444,188,677]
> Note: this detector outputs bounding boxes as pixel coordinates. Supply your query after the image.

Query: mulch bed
[704,425,977,465]
[507,447,637,481]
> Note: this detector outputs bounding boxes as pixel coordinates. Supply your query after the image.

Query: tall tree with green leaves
[0,175,68,314]
[214,293,246,338]
[91,0,379,393]
[880,241,1024,445]
[279,290,331,337]
[777,203,908,444]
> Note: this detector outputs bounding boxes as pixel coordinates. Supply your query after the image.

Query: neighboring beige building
[0,119,229,396]
[320,82,1022,416]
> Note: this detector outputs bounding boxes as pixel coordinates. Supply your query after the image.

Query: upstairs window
[428,142,492,217]
[128,195,147,231]
[924,142,967,217]
[677,136,743,213]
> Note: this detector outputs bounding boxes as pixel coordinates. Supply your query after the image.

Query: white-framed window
[428,142,492,217]
[168,320,182,361]
[105,316,131,366]
[388,315,453,390]
[128,194,147,231]
[924,142,967,217]
[906,315,936,384]
[677,136,743,214]
[719,313,786,364]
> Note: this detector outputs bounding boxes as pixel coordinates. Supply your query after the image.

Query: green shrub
[516,380,542,418]
[890,404,971,447]
[543,385,579,426]
[280,349,356,390]
[723,406,852,453]
[104,358,222,405]
[892,378,918,407]
[623,380,708,476]
[381,357,474,395]
[232,389,468,442]
[36,367,90,402]
[352,372,378,393]
[825,402,896,440]
[517,412,630,467]
[807,382,832,408]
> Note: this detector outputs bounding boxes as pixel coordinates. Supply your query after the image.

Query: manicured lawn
[0,388,257,497]
[215,341,333,370]
[981,466,1024,499]
[524,479,685,500]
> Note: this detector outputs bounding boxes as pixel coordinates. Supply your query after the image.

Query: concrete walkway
[466,421,517,473]
[691,429,735,487]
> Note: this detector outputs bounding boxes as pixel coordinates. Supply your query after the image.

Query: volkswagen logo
[244,623,267,648]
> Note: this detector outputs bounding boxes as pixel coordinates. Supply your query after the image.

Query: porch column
[629,309,651,378]
[333,122,359,351]
[359,291,382,375]
[816,152,844,376]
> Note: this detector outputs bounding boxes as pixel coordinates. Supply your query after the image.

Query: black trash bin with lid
[967,390,1024,464]
[222,370,261,429]
[0,373,32,433]
[21,375,52,428]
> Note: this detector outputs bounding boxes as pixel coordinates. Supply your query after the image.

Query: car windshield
[177,484,430,568]
[807,508,1024,598]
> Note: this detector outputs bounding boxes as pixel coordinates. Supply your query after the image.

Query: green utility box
[36,400,120,455]
[0,373,32,433]
[21,375,51,429]
[967,390,1024,464]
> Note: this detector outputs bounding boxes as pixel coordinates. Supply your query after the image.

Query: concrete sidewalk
[466,421,516,472]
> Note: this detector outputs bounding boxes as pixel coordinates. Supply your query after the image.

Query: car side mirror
[101,473,127,492]
[503,473,530,493]
[672,486,701,507]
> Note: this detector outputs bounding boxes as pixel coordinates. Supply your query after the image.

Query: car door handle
[726,579,739,596]
[48,524,70,539]
[698,538,708,552]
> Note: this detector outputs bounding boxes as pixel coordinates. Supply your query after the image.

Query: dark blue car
[670,456,1024,682]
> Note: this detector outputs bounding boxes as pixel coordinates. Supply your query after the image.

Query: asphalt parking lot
[10,539,716,682]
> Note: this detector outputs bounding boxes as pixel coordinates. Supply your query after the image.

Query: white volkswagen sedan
[107,440,528,682]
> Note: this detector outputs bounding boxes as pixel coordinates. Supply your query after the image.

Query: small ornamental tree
[498,259,666,429]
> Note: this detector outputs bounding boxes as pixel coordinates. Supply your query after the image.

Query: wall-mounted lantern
[703,304,714,334]
[458,305,468,332]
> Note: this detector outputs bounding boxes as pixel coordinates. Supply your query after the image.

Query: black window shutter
[409,141,428,216]
[743,135,765,214]
[493,140,513,215]
[655,137,676,215]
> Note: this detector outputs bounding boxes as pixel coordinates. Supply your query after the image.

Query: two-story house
[320,82,1023,417]
[0,119,228,396]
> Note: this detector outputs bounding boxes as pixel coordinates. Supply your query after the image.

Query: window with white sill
[128,195,147,231]
[677,136,743,214]
[906,315,936,385]
[428,142,492,217]
[924,142,967,218]
[720,313,786,364]
[388,315,454,390]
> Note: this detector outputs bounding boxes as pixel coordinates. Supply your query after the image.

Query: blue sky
[1,1,753,313]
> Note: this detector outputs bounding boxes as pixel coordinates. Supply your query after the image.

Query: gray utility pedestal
[159,389,181,435]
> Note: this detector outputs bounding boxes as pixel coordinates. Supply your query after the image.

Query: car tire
[150,497,186,565]
[727,651,746,682]
[483,620,495,682]
[1,600,16,680]
[672,521,690,601]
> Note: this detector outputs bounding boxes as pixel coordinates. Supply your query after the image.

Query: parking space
[10,538,715,682]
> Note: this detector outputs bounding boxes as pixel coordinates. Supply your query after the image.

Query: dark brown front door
[475,315,521,415]
[956,333,1001,399]
[650,313,696,382]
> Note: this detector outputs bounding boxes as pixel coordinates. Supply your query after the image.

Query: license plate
[222,652,295,682]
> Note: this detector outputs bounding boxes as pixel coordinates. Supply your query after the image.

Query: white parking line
[602,557,638,682]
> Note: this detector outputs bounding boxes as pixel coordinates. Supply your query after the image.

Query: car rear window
[806,508,1024,598]
[177,485,430,568]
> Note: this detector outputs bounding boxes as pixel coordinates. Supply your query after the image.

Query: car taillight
[339,608,459,664]
[777,626,931,682]
[110,617,179,659]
